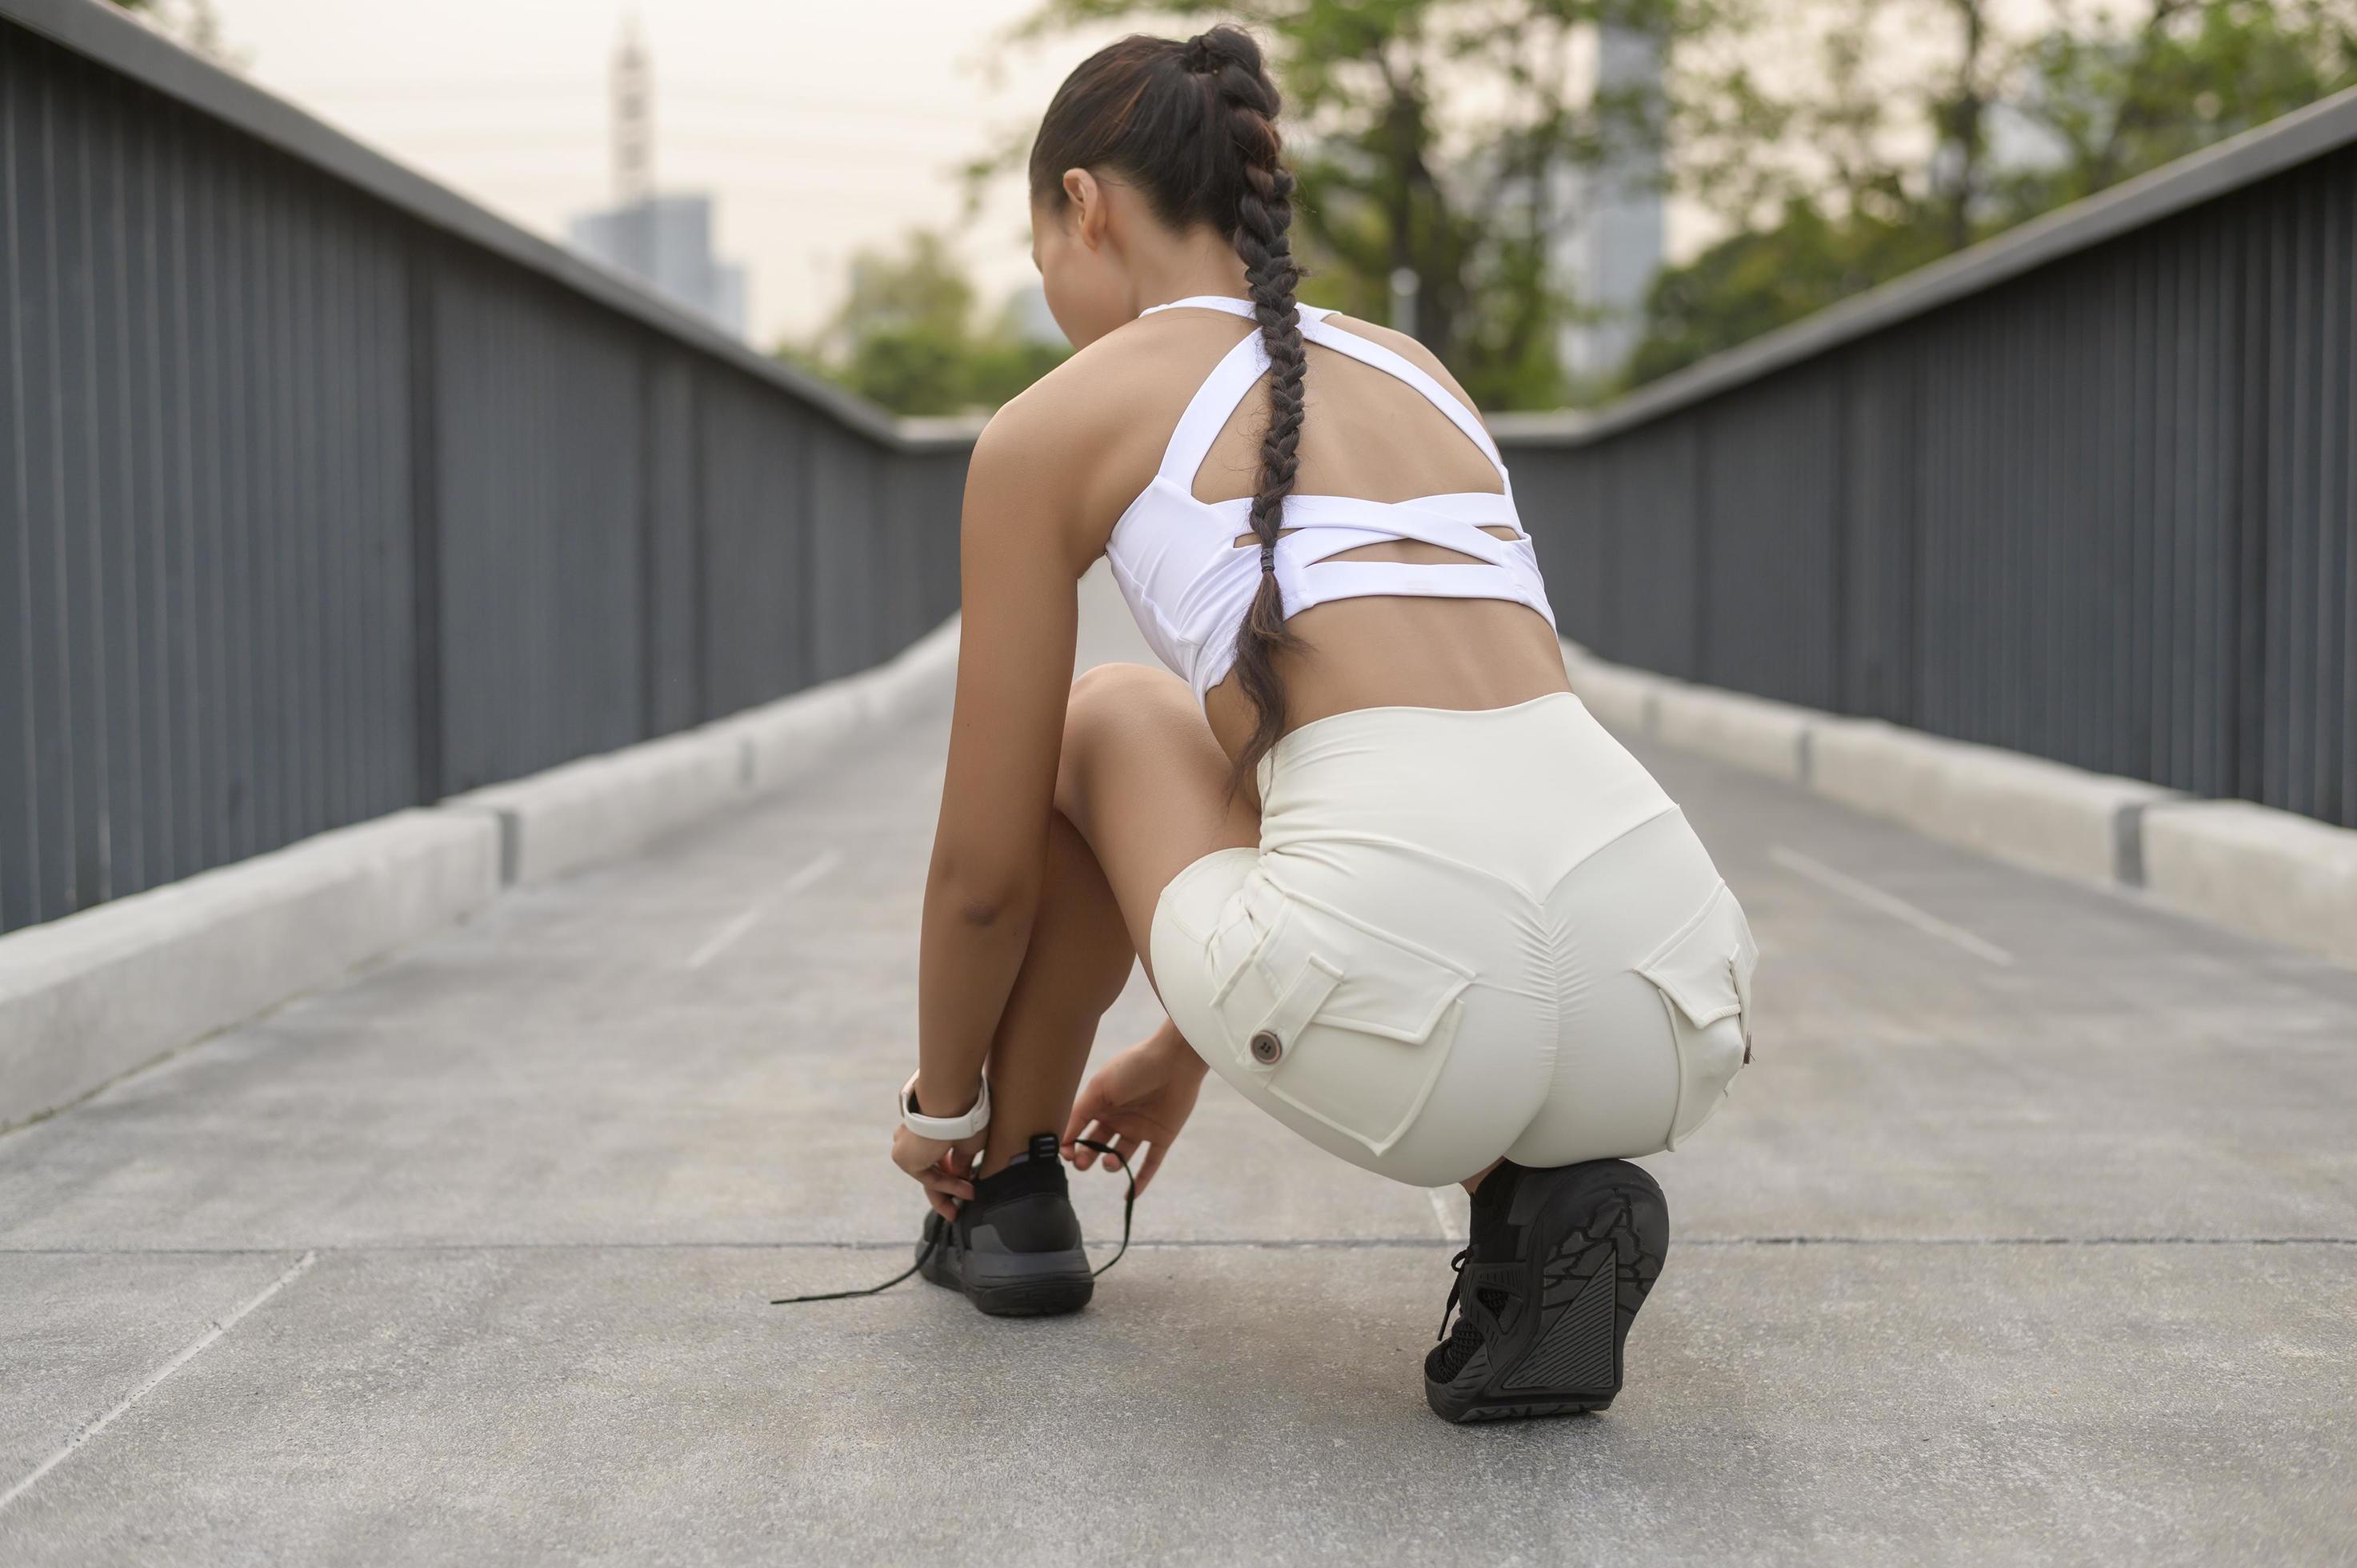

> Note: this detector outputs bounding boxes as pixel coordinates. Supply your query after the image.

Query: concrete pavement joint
[1768,844,2017,965]
[684,849,843,970]
[0,1250,318,1516]
[2,1236,2351,1257]
[1426,1187,1467,1243]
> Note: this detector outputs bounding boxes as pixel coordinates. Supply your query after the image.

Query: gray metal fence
[1499,89,2357,830]
[9,2,2357,941]
[0,3,967,933]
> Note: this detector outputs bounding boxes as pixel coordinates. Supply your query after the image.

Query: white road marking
[1768,845,2016,966]
[0,1250,319,1516]
[686,850,842,970]
[1427,1187,1467,1244]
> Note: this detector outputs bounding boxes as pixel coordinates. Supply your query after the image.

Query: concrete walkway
[5,582,2355,1564]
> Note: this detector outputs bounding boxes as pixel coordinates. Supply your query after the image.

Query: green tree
[787,231,1067,417]
[1635,0,2357,383]
[1012,0,1714,411]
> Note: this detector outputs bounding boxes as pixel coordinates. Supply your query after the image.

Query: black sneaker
[1423,1158,1669,1423]
[916,1133,1096,1317]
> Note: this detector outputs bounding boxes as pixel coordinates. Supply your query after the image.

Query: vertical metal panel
[642,350,701,736]
[53,46,108,909]
[1591,419,1700,678]
[808,425,883,682]
[0,12,29,926]
[430,259,644,792]
[2339,173,2357,830]
[697,363,811,718]
[11,44,76,918]
[1839,331,1917,722]
[886,446,968,638]
[1699,366,1839,706]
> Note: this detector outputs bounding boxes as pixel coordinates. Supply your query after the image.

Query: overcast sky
[217,0,1122,349]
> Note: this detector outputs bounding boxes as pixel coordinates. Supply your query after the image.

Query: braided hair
[1029,26,1306,793]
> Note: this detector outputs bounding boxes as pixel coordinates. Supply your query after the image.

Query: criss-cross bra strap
[1270,498,1524,570]
[1285,557,1541,610]
[1138,295,1507,490]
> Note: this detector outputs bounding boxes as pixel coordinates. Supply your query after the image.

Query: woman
[890,26,1758,1423]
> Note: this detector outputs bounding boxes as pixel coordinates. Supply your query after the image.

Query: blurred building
[566,19,748,340]
[570,194,748,339]
[1551,22,1667,386]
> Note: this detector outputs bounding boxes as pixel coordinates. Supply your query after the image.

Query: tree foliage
[783,231,1068,417]
[1633,0,2357,385]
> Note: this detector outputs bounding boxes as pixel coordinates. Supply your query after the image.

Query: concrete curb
[0,616,963,1131]
[442,615,959,886]
[1563,640,2356,967]
[0,810,501,1131]
[705,613,960,797]
[442,730,747,888]
[1809,717,2175,887]
[1651,682,1815,786]
[2143,801,2357,965]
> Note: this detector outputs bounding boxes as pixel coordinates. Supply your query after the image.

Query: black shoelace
[770,1138,1135,1306]
[1435,1246,1472,1342]
[1435,1243,1518,1344]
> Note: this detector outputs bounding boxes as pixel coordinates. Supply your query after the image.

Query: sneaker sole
[1423,1159,1668,1424]
[917,1222,1095,1318]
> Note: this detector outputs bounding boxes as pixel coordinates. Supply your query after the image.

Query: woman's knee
[1058,662,1191,804]
[1066,662,1184,740]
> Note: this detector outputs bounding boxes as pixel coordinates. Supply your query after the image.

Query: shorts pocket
[1633,880,1758,1150]
[1210,890,1475,1158]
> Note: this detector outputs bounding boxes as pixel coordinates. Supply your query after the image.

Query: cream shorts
[1149,693,1757,1189]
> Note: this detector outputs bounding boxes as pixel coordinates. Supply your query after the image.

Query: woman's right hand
[1062,1028,1207,1197]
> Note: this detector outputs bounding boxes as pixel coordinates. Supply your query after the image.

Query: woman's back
[1024,298,1574,771]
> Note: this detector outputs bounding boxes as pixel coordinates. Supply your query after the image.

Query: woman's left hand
[892,1123,986,1222]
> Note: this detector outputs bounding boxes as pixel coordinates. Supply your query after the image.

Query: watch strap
[900,1070,990,1139]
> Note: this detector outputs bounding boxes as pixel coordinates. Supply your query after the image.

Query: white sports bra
[1102,295,1557,704]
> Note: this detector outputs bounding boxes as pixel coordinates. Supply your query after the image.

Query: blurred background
[111,0,2357,414]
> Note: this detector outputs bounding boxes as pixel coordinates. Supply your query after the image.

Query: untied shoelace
[770,1138,1136,1306]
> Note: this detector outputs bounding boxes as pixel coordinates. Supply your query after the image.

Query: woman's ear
[1062,168,1106,250]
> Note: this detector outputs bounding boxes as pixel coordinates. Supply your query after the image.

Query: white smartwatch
[899,1070,990,1140]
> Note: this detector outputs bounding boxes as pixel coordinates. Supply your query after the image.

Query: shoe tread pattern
[1426,1162,1667,1424]
[1503,1251,1617,1393]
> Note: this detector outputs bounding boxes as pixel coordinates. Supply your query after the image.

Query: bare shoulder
[1321,313,1486,416]
[970,311,1251,551]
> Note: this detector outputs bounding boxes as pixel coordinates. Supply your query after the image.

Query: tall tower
[610,18,654,276]
[1556,22,1667,388]
[567,15,750,338]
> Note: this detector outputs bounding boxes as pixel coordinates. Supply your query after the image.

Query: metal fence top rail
[13,0,2356,456]
[0,0,926,449]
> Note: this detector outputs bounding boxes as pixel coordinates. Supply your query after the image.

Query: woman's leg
[976,662,1259,1177]
[975,811,1132,1176]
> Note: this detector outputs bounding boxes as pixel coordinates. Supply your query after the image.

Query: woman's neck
[1128,234,1253,316]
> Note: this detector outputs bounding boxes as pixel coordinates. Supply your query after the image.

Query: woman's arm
[911,403,1094,1119]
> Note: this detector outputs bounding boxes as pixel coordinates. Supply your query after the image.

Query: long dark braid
[1187,29,1304,793]
[1030,26,1307,794]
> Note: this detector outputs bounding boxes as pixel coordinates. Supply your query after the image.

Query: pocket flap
[1635,882,1757,1029]
[1232,893,1475,1046]
[1320,948,1471,1043]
